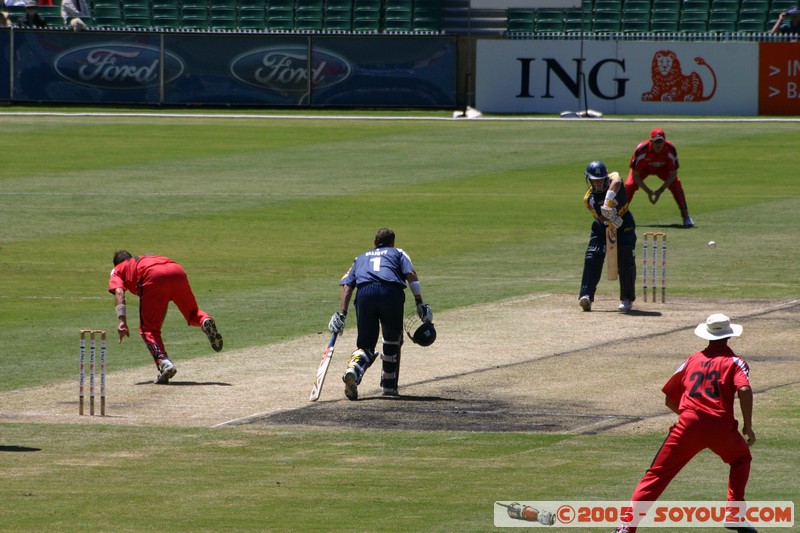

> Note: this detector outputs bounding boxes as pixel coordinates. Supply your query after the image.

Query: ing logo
[642,50,717,102]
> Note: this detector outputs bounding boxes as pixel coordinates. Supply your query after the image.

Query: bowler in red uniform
[109,250,223,384]
[612,314,756,533]
[626,128,694,227]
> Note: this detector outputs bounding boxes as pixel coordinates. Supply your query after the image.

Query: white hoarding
[476,40,759,115]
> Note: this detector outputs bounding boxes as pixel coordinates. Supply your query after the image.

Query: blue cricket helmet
[585,161,608,180]
[404,313,436,347]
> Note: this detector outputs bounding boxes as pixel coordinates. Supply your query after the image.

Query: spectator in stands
[61,0,91,31]
[17,0,47,28]
[771,5,800,34]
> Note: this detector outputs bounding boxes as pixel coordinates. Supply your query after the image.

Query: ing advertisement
[476,39,772,115]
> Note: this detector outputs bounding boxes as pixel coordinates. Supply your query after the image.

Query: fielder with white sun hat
[694,313,743,340]
[611,313,757,533]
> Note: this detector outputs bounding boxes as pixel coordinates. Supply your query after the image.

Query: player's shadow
[0,445,42,452]
[596,310,662,316]
[135,381,232,386]
[638,223,693,229]
[360,395,451,402]
[625,310,663,317]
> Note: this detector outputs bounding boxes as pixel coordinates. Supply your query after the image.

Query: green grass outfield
[1,110,798,531]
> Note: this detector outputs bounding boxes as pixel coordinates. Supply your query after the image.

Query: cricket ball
[708,241,716,248]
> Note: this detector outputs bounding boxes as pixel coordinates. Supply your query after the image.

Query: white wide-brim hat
[694,313,743,340]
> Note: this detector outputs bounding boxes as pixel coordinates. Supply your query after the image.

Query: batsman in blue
[580,161,638,312]
[328,228,432,400]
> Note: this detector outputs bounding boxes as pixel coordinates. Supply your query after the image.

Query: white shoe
[618,300,633,312]
[382,388,399,397]
[202,318,223,352]
[155,358,177,384]
[579,295,592,311]
[343,370,358,401]
[683,214,695,227]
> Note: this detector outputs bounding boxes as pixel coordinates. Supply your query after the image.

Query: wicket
[643,232,667,303]
[79,329,106,416]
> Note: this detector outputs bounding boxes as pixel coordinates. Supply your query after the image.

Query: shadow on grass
[359,395,449,403]
[135,381,233,386]
[638,223,694,229]
[625,310,663,317]
[0,445,42,452]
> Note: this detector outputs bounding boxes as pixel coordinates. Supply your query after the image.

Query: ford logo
[54,44,184,90]
[230,46,351,93]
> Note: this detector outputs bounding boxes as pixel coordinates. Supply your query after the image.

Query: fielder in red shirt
[612,314,756,533]
[108,250,223,384]
[626,128,694,228]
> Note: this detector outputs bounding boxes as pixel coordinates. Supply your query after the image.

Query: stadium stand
[384,0,414,31]
[593,2,623,32]
[413,0,442,32]
[537,10,565,32]
[563,8,591,32]
[237,0,266,30]
[738,15,768,31]
[209,0,238,30]
[94,2,124,29]
[122,0,152,29]
[6,0,785,36]
[267,0,295,31]
[507,8,536,32]
[353,0,381,32]
[295,0,324,31]
[180,0,209,30]
[708,8,739,31]
[324,0,354,31]
[622,11,651,33]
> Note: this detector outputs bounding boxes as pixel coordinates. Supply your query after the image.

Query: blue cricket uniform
[580,172,637,303]
[341,246,415,289]
[340,245,416,392]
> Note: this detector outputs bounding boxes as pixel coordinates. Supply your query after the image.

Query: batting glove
[417,302,433,323]
[610,215,623,228]
[328,311,346,334]
[600,205,617,219]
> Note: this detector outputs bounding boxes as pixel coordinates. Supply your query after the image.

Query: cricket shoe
[382,388,399,398]
[343,369,358,401]
[618,299,633,312]
[155,358,177,385]
[683,214,695,228]
[579,295,592,312]
[202,318,223,352]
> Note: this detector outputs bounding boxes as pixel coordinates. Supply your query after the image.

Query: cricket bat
[606,226,619,280]
[309,332,338,401]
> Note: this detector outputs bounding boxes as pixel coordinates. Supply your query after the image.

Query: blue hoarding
[0,29,8,100]
[6,30,456,108]
[13,30,162,104]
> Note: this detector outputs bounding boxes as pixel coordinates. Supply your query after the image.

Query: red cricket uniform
[630,343,752,511]
[625,139,688,211]
[108,255,210,363]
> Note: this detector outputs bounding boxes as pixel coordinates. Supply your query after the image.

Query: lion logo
[642,50,717,102]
